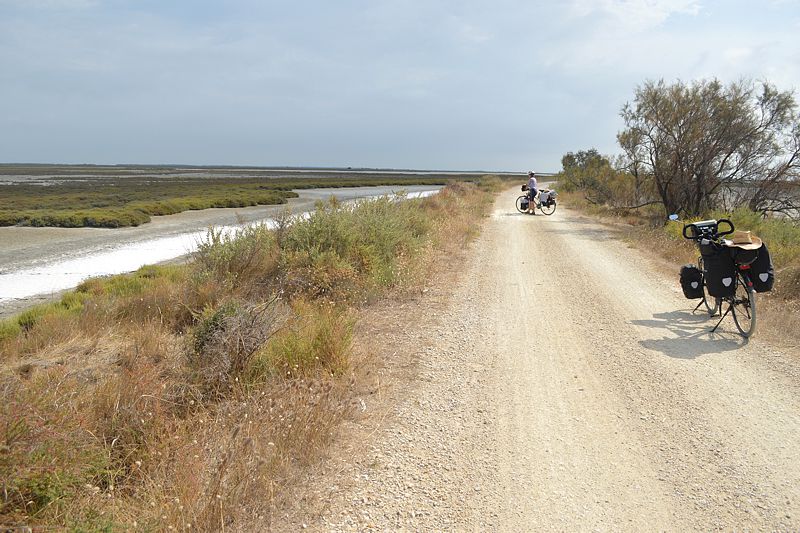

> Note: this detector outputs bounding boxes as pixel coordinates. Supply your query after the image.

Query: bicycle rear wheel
[731,273,756,338]
[540,200,556,215]
[515,195,528,213]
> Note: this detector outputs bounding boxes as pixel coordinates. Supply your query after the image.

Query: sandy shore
[0,185,439,318]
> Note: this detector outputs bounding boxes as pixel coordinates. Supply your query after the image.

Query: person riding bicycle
[526,171,538,214]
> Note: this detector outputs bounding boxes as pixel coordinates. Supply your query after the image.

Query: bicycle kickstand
[692,300,704,314]
[710,303,732,333]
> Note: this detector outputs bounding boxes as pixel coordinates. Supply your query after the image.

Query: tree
[559,149,612,197]
[559,148,656,208]
[618,79,800,218]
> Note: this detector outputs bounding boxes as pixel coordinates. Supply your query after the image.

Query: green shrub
[281,196,430,298]
[0,319,21,341]
[248,301,353,380]
[194,224,278,289]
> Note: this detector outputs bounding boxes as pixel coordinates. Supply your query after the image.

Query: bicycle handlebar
[717,218,735,236]
[682,218,736,241]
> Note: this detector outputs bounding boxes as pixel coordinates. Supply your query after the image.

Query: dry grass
[0,177,500,530]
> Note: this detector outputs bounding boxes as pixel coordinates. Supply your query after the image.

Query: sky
[1,0,799,172]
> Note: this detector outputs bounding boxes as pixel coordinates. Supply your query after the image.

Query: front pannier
[679,265,704,299]
[749,243,774,293]
[520,197,529,211]
[704,251,737,298]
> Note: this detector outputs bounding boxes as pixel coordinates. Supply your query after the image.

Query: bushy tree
[559,148,652,208]
[559,149,612,196]
[618,78,800,218]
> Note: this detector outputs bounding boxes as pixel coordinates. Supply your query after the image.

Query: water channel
[0,186,440,315]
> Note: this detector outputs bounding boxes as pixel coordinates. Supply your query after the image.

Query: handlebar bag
[749,243,774,293]
[679,265,704,299]
[704,251,736,298]
[699,241,718,257]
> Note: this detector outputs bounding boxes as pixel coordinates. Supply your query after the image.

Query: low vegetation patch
[0,174,471,228]
[0,178,502,530]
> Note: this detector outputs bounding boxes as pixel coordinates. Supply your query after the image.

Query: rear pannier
[749,243,774,293]
[679,265,704,299]
[704,251,737,298]
[731,246,759,266]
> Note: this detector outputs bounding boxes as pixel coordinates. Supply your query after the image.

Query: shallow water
[0,188,439,306]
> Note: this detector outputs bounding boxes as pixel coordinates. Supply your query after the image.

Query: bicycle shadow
[631,309,746,359]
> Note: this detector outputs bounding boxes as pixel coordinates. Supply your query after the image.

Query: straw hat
[727,230,763,250]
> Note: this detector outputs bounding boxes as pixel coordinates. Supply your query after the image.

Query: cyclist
[526,171,538,214]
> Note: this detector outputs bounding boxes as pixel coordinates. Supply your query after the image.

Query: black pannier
[749,243,774,293]
[679,265,704,299]
[704,251,737,298]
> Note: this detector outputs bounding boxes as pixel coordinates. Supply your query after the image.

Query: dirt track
[292,188,800,531]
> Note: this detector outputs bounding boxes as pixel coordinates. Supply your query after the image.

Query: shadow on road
[498,212,535,217]
[631,309,746,359]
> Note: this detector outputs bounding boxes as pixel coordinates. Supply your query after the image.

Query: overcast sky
[1,0,798,171]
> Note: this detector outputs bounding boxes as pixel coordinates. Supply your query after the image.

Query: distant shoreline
[0,162,541,175]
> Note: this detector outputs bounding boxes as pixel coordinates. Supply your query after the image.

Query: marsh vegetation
[0,165,476,228]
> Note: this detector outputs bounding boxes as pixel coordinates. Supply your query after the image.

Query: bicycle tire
[698,257,720,316]
[540,201,556,215]
[515,195,528,214]
[731,273,756,338]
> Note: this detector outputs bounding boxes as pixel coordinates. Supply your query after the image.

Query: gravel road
[286,188,800,531]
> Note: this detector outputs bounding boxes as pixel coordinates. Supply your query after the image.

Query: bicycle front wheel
[731,274,756,338]
[540,200,556,215]
[515,195,528,213]
[699,258,720,316]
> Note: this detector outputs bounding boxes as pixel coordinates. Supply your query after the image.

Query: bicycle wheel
[515,195,528,213]
[731,273,756,338]
[698,258,720,316]
[540,200,556,215]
